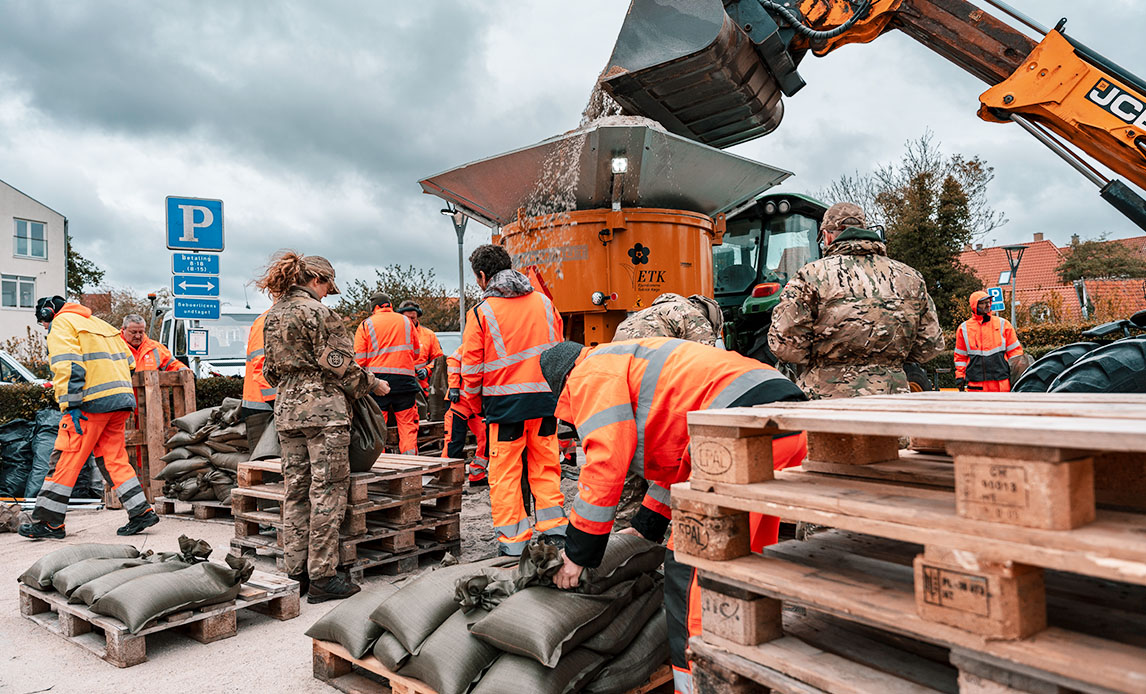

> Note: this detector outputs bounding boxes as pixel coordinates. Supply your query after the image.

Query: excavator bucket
[601,0,786,149]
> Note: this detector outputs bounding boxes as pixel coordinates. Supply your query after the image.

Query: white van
[156,310,260,378]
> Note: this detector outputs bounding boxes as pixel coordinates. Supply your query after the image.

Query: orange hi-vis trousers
[391,405,420,455]
[33,411,152,526]
[443,406,488,481]
[488,417,567,555]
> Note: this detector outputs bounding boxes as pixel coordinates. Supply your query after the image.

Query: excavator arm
[600,0,1146,230]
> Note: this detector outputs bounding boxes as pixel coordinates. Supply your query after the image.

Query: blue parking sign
[174,298,221,320]
[173,252,219,275]
[167,196,224,251]
[987,286,1006,312]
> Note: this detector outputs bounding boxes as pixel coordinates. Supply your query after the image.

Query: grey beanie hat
[540,341,585,396]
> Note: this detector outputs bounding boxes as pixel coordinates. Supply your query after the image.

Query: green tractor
[715,192,825,364]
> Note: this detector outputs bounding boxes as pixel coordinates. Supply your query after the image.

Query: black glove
[955,378,966,392]
[448,388,460,403]
[67,409,88,435]
[415,368,428,380]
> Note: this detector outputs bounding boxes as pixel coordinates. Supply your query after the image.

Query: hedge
[0,376,246,425]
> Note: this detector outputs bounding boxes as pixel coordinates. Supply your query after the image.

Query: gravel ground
[1,474,580,693]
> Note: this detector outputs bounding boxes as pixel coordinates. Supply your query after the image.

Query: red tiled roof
[1083,278,1146,316]
[958,240,1067,297]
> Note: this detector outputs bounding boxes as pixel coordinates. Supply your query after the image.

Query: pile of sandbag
[157,399,279,504]
[18,536,253,633]
[306,535,669,694]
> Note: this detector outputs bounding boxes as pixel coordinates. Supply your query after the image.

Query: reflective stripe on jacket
[461,291,563,423]
[555,337,806,565]
[447,347,462,390]
[354,306,421,391]
[242,309,276,410]
[47,304,136,413]
[131,336,187,373]
[414,325,444,388]
[954,315,1022,383]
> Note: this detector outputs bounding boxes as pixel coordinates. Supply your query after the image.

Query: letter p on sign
[166,196,224,251]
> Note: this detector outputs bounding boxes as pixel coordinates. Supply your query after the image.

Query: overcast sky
[0,1,1142,312]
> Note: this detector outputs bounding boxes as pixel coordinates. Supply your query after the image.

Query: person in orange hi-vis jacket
[120,314,188,373]
[954,290,1024,392]
[354,293,421,455]
[461,244,566,556]
[241,305,278,417]
[540,337,808,694]
[443,346,489,485]
[397,300,444,393]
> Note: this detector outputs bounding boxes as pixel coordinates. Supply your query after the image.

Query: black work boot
[288,572,310,596]
[117,509,160,536]
[18,521,66,540]
[307,573,361,604]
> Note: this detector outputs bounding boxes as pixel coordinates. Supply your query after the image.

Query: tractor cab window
[762,213,818,283]
[714,220,761,295]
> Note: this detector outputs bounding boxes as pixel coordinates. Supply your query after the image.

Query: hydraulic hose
[757,0,873,40]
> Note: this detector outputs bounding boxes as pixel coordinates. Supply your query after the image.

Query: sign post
[167,196,224,323]
[987,286,1007,313]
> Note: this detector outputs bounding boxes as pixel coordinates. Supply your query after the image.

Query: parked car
[154,309,261,378]
[0,350,50,387]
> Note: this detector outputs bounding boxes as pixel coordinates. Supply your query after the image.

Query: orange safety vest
[131,336,187,373]
[414,325,444,388]
[461,290,563,423]
[354,306,421,388]
[555,338,806,548]
[242,309,276,410]
[447,346,462,391]
[954,316,1022,385]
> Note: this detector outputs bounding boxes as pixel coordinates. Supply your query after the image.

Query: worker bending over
[540,337,807,694]
[614,292,724,346]
[955,290,1024,392]
[20,296,159,539]
[355,293,421,455]
[121,314,188,373]
[462,244,567,555]
[444,346,489,486]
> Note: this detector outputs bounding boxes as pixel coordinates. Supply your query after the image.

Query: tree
[821,131,1007,241]
[66,233,105,298]
[1056,235,1146,283]
[335,264,481,332]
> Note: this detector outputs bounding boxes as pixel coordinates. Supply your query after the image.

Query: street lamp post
[442,205,469,331]
[1002,244,1026,328]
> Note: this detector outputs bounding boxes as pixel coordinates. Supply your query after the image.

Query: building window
[14,219,48,259]
[1,274,36,308]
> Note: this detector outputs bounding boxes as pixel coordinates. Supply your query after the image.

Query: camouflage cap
[302,255,340,295]
[820,202,866,235]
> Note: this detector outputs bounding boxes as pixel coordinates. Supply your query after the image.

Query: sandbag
[72,560,188,606]
[581,578,663,654]
[372,632,410,671]
[209,422,246,441]
[202,468,236,503]
[0,418,34,497]
[243,412,272,451]
[52,557,148,597]
[208,451,249,471]
[370,556,516,653]
[349,396,387,473]
[20,544,140,589]
[92,554,253,634]
[171,407,218,433]
[218,398,242,424]
[167,475,215,502]
[1,501,21,532]
[473,648,608,694]
[250,417,281,461]
[154,456,211,481]
[305,583,399,659]
[161,447,193,463]
[471,575,652,667]
[205,439,239,453]
[455,565,517,613]
[24,408,63,497]
[186,443,214,458]
[165,431,196,447]
[516,534,665,595]
[399,609,499,694]
[583,609,669,694]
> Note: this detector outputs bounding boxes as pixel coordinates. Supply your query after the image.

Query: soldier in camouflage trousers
[767,202,944,399]
[614,293,724,346]
[260,252,388,603]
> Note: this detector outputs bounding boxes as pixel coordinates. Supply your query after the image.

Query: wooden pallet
[312,639,674,694]
[154,495,234,524]
[18,570,298,668]
[385,420,447,456]
[679,530,1146,694]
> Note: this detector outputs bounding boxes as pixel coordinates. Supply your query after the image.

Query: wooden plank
[685,407,1146,452]
[674,541,1146,694]
[801,453,955,488]
[756,396,1146,420]
[674,476,1146,585]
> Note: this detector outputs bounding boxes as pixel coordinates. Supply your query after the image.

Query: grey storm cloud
[0,1,1141,312]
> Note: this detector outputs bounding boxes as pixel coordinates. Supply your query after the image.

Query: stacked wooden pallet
[384,419,448,456]
[153,496,234,524]
[673,392,1146,694]
[230,454,464,580]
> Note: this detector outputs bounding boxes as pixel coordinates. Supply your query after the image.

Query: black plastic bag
[25,409,62,497]
[349,396,387,473]
[0,419,34,497]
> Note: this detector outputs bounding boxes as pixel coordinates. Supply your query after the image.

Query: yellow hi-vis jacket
[47,303,136,413]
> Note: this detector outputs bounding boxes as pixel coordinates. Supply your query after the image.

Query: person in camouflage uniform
[614,293,724,346]
[767,202,944,399]
[259,252,389,603]
[609,292,724,526]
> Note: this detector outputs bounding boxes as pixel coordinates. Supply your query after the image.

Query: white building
[0,178,67,343]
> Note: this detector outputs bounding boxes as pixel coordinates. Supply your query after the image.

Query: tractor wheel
[1048,338,1146,393]
[1011,342,1101,393]
[904,363,932,392]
